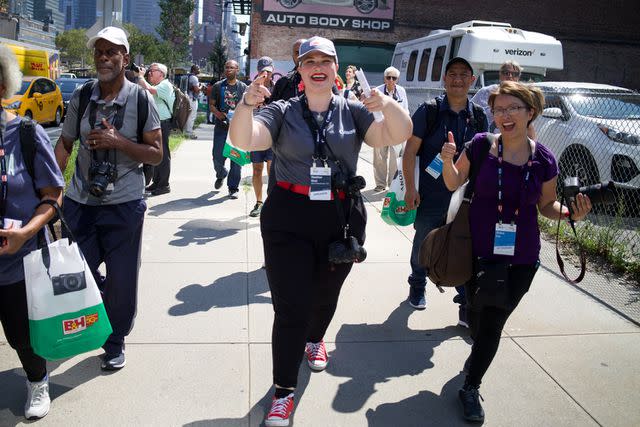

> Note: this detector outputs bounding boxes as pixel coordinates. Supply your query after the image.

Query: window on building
[418,49,431,81]
[406,50,418,82]
[431,45,446,82]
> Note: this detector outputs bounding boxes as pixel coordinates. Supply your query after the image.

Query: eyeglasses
[148,69,160,74]
[492,105,528,117]
[385,76,397,81]
[500,70,521,77]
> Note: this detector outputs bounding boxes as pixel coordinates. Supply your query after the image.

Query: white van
[392,21,564,113]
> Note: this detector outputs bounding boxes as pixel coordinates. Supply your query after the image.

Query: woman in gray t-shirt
[229,36,412,427]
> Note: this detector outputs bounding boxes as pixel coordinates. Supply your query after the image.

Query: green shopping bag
[380,157,417,226]
[381,192,416,226]
[24,238,112,360]
[223,140,252,166]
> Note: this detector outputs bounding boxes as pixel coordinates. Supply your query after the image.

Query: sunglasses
[500,71,521,77]
[385,76,398,81]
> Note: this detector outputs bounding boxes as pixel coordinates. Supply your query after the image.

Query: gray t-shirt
[61,79,161,205]
[187,74,199,100]
[255,95,374,186]
[0,115,64,286]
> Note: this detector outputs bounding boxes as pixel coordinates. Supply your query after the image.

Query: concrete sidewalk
[1,123,639,426]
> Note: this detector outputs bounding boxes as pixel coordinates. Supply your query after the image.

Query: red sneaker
[305,340,328,371]
[265,393,294,427]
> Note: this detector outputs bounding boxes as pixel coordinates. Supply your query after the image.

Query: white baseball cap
[87,26,130,53]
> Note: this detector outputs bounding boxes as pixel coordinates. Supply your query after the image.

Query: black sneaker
[229,189,239,199]
[150,186,170,196]
[408,287,426,310]
[145,184,157,193]
[249,202,263,217]
[459,385,484,422]
[214,178,224,190]
[101,352,126,371]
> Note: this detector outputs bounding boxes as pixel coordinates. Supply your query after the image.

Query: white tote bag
[23,237,112,360]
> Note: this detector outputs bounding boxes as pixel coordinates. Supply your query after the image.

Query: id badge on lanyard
[493,223,517,256]
[309,161,332,201]
[426,153,443,179]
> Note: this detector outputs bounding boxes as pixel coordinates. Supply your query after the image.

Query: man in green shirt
[138,62,175,195]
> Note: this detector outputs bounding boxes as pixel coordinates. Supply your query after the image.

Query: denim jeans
[212,126,241,191]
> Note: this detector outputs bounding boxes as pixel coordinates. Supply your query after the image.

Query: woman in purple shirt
[0,45,64,420]
[441,81,591,422]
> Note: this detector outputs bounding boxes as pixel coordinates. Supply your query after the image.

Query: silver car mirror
[542,107,563,119]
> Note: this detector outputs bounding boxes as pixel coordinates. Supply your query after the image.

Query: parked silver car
[533,82,640,215]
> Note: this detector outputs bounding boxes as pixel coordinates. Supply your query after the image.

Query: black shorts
[250,148,274,164]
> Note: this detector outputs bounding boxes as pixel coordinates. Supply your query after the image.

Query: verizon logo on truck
[505,48,535,56]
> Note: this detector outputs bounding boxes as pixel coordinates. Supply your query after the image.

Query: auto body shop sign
[262,0,395,32]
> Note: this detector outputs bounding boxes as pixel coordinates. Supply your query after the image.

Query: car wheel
[354,0,377,14]
[53,107,61,127]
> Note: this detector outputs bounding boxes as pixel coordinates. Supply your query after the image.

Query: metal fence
[533,85,640,323]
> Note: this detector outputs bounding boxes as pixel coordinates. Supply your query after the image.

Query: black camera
[129,62,140,73]
[52,272,87,295]
[333,172,366,196]
[89,160,118,198]
[328,236,367,264]
[562,177,617,214]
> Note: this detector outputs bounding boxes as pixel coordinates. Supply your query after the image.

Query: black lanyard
[301,94,335,164]
[383,85,400,102]
[497,136,533,224]
[0,108,8,219]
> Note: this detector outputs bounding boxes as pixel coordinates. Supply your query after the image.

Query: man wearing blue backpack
[402,57,488,324]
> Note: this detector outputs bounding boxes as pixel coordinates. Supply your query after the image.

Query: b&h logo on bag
[62,313,99,335]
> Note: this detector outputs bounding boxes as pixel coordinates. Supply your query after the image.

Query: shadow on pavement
[169,268,270,316]
[365,373,472,427]
[183,358,312,427]
[169,216,258,247]
[0,355,104,421]
[147,191,224,216]
[362,189,387,203]
[327,303,468,414]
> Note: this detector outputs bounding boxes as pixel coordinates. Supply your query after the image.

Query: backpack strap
[470,103,488,133]
[76,79,96,140]
[136,86,150,143]
[19,118,37,186]
[424,98,440,139]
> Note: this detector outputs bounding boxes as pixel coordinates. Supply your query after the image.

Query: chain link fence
[533,83,640,324]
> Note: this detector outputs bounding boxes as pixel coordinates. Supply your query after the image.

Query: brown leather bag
[418,134,493,287]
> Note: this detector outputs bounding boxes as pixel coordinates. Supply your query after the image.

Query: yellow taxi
[1,76,64,126]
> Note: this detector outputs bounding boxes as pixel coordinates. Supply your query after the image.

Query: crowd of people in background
[0,26,594,427]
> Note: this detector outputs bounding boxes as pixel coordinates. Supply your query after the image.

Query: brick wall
[250,0,640,89]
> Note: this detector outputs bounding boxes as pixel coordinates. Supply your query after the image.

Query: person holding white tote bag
[0,45,64,420]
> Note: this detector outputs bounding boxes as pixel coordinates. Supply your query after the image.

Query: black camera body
[562,177,617,214]
[52,272,87,295]
[89,160,118,198]
[129,62,140,73]
[328,236,367,264]
[332,172,366,196]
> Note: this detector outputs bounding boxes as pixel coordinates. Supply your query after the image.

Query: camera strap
[0,108,8,221]
[555,197,587,283]
[300,95,353,239]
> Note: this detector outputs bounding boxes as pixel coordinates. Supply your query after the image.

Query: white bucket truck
[391,20,564,113]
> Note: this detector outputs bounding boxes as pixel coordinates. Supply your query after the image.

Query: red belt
[277,181,346,200]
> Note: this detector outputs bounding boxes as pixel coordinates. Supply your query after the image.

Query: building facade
[248,0,640,90]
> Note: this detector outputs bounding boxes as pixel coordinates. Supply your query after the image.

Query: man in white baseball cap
[87,26,130,53]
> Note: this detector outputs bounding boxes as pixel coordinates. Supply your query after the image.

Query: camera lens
[65,275,81,291]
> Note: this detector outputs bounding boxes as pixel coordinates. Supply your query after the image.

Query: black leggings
[464,261,539,387]
[0,280,47,382]
[261,186,366,389]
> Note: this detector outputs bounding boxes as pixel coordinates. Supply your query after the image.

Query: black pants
[261,186,366,388]
[0,281,47,382]
[63,198,146,355]
[151,120,172,188]
[464,261,539,387]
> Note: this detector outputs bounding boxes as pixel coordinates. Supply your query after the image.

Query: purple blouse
[466,133,559,264]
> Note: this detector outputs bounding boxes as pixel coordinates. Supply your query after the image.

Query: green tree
[55,29,93,69]
[124,23,173,67]
[0,0,9,13]
[208,35,227,81]
[157,0,195,66]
